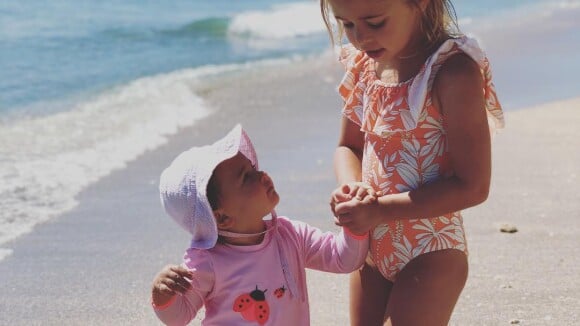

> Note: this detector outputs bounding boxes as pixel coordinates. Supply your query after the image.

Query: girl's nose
[354,27,370,45]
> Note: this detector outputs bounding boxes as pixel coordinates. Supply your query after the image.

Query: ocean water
[1,0,579,260]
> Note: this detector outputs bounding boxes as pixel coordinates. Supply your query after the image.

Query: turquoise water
[0,0,314,113]
[0,0,579,259]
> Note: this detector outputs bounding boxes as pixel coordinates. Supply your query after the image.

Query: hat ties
[216,211,278,239]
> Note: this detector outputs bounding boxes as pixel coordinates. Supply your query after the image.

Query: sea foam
[0,60,290,260]
[229,2,326,40]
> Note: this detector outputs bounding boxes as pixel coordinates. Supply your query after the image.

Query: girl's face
[329,0,425,63]
[211,152,279,234]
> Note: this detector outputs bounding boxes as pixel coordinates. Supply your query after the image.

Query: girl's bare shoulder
[432,53,484,112]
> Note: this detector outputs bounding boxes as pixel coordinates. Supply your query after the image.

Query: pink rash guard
[153,216,368,325]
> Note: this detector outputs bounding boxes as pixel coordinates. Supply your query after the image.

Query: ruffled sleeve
[337,44,370,126]
[408,36,505,134]
[336,37,504,136]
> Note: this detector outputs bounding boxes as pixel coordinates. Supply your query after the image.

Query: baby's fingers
[171,265,194,279]
[169,277,191,294]
[156,282,177,296]
[334,201,355,216]
[334,212,354,225]
[163,266,193,293]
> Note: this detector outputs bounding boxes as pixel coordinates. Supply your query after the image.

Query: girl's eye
[243,168,259,184]
[341,20,384,30]
[342,21,354,29]
[367,20,385,29]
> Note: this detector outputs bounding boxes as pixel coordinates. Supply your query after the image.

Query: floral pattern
[338,36,504,281]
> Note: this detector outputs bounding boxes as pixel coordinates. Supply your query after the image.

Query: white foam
[0,249,13,261]
[228,2,326,40]
[0,70,210,254]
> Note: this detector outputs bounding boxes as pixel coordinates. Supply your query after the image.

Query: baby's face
[212,153,279,232]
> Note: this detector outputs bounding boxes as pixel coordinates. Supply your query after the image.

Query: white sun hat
[159,124,258,249]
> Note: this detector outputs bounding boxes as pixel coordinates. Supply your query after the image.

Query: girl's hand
[330,182,380,216]
[334,190,382,236]
[151,265,193,307]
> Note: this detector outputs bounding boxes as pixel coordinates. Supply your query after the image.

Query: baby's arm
[330,182,380,235]
[151,254,214,325]
[152,265,193,308]
[294,220,368,273]
[330,181,378,208]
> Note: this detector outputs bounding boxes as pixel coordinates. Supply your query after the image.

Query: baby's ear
[214,211,234,229]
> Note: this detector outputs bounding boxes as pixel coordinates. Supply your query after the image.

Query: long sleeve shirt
[153,216,368,325]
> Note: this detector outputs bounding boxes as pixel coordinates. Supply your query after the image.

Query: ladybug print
[233,286,270,325]
[274,286,286,299]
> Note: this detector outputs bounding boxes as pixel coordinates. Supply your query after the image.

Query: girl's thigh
[350,256,393,326]
[384,249,468,326]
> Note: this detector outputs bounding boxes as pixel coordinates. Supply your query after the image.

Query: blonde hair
[320,0,460,47]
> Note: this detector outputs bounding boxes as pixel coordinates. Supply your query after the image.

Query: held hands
[330,182,382,236]
[152,264,193,307]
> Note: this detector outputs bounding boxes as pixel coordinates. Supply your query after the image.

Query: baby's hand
[330,182,380,216]
[151,264,193,307]
[332,183,382,236]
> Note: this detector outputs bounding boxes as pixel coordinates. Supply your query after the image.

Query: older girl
[321,0,504,324]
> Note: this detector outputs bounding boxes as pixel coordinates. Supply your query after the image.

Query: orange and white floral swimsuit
[338,36,505,281]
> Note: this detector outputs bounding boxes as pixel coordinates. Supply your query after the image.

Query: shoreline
[0,55,579,324]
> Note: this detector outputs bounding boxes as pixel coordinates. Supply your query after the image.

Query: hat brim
[159,124,259,250]
[190,124,258,249]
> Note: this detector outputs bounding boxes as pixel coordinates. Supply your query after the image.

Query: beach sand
[0,55,578,325]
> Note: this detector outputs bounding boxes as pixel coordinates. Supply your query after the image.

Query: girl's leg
[350,256,393,326]
[383,249,468,326]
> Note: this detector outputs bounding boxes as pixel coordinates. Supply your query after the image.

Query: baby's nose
[258,170,266,180]
[259,171,271,183]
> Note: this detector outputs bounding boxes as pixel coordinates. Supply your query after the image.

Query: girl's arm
[384,54,491,216]
[334,116,365,184]
[330,117,368,214]
[335,54,492,234]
